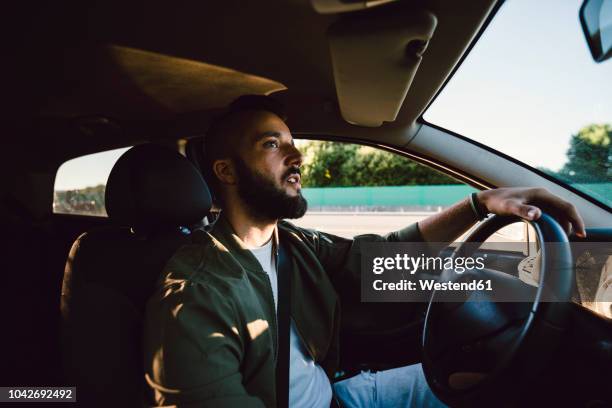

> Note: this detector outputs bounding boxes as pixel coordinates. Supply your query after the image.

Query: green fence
[302,185,477,208]
[302,183,612,208]
[580,183,612,205]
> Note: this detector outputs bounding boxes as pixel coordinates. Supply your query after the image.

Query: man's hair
[202,95,287,202]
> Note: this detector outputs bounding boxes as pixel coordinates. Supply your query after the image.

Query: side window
[53,147,130,217]
[294,140,478,238]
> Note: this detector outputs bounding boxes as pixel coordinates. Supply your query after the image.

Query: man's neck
[222,201,276,249]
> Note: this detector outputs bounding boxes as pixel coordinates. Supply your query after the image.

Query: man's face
[232,110,307,221]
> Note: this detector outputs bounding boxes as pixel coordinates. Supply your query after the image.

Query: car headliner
[5,0,497,168]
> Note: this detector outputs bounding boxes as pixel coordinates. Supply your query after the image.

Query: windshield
[424,0,612,209]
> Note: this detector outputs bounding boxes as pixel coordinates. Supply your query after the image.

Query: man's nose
[285,144,303,168]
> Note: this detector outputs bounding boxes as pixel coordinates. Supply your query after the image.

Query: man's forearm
[417,186,587,245]
[417,196,480,244]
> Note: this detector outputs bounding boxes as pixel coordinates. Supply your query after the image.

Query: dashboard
[573,229,612,320]
[517,228,612,320]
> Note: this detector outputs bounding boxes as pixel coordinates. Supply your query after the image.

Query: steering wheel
[421,213,574,407]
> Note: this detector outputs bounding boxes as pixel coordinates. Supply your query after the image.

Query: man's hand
[477,187,586,238]
[418,187,587,243]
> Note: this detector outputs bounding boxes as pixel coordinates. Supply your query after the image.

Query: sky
[55,147,130,190]
[425,0,612,172]
[56,0,611,191]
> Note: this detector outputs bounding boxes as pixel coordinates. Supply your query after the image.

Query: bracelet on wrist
[469,192,488,221]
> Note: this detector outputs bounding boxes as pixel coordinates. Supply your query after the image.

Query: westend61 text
[373,279,493,291]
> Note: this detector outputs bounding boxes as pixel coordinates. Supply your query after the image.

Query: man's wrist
[476,191,489,211]
[470,191,489,220]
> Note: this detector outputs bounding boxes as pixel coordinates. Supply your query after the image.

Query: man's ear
[212,159,237,185]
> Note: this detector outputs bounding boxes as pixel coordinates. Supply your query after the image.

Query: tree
[300,141,458,187]
[54,184,106,215]
[559,124,611,183]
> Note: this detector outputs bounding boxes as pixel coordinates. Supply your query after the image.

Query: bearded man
[143,96,585,408]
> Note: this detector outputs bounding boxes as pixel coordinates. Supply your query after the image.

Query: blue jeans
[333,364,447,408]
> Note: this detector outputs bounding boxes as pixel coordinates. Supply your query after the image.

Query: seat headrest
[105,144,212,229]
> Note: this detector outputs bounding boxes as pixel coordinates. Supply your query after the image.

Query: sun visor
[312,0,399,14]
[328,9,437,127]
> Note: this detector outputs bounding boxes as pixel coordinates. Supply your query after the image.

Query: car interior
[2,0,611,406]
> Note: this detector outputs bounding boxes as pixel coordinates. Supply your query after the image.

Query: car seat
[60,143,212,407]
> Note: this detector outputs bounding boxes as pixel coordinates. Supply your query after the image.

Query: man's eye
[263,140,279,148]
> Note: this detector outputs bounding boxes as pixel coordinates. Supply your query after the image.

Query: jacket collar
[211,213,279,273]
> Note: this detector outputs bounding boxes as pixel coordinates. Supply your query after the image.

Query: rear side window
[53,147,130,217]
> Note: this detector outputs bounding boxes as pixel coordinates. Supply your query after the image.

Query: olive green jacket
[143,215,424,407]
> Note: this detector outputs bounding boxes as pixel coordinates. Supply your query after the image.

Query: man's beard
[234,156,308,221]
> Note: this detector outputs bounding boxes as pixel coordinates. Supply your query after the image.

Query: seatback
[60,144,212,407]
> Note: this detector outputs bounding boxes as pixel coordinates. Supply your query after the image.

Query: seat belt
[275,242,291,408]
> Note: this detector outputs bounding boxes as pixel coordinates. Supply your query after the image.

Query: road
[292,211,434,237]
[290,211,526,242]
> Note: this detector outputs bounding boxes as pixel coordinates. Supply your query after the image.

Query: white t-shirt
[249,240,333,408]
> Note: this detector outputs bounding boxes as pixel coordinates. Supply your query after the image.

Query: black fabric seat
[60,144,212,407]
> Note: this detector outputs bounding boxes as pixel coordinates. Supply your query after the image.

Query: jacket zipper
[272,249,279,365]
[260,270,278,366]
[259,248,279,366]
[273,244,315,362]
